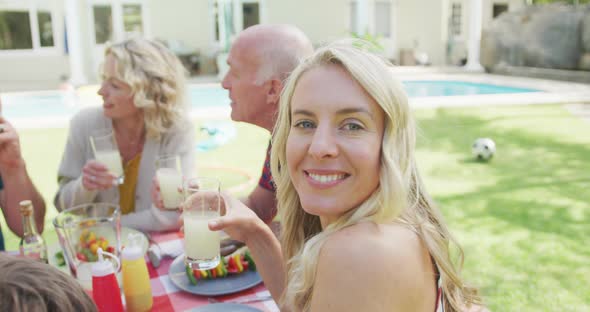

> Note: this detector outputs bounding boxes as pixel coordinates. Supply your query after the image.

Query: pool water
[189,86,230,109]
[2,92,79,119]
[1,81,540,120]
[403,81,538,97]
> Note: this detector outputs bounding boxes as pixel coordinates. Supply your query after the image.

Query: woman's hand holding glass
[176,191,263,247]
[81,160,119,191]
[89,129,124,185]
[152,155,184,210]
[208,193,266,246]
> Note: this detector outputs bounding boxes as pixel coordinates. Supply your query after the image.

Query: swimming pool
[403,81,538,97]
[1,81,540,121]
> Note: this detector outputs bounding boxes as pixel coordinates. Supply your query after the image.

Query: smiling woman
[271,42,481,311]
[207,42,483,312]
[286,64,384,227]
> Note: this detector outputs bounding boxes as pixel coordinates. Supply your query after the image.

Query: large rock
[481,11,528,69]
[482,4,590,71]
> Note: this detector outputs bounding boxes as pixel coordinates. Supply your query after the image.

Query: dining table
[137,230,279,312]
[5,229,280,312]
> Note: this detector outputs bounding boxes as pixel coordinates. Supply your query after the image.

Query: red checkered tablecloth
[145,231,279,312]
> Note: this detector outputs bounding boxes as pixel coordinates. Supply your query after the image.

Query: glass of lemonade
[155,155,183,209]
[183,177,221,270]
[89,129,124,185]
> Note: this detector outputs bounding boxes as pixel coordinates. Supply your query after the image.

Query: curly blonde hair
[270,42,481,311]
[104,37,188,140]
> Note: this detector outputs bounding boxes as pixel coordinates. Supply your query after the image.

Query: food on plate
[185,250,256,285]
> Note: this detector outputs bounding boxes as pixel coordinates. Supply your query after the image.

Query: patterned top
[435,273,445,312]
[0,176,4,251]
[258,142,276,192]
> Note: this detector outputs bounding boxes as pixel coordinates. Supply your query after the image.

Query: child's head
[0,254,97,312]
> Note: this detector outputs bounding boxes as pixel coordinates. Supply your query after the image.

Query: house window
[93,5,113,44]
[242,2,259,29]
[450,3,462,37]
[211,0,259,44]
[375,1,391,37]
[213,1,234,41]
[350,1,391,37]
[0,11,32,50]
[37,11,54,47]
[0,9,56,51]
[123,4,143,37]
[493,3,508,18]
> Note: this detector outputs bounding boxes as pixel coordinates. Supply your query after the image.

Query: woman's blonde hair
[0,254,97,312]
[104,37,188,140]
[270,42,481,311]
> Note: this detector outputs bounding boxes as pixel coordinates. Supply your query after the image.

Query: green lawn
[2,104,589,311]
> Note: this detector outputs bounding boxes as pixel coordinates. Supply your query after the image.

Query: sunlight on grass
[414,104,590,311]
[1,104,588,311]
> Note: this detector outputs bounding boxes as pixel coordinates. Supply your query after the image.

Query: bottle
[91,248,124,312]
[122,233,153,312]
[19,200,48,263]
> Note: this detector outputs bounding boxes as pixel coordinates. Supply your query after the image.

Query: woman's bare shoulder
[312,222,436,311]
[322,222,424,259]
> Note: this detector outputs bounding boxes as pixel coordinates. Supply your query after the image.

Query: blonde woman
[55,37,195,232]
[209,43,482,311]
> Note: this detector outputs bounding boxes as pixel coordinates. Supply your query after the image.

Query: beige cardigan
[54,107,196,232]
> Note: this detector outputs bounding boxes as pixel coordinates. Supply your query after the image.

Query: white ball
[472,138,496,161]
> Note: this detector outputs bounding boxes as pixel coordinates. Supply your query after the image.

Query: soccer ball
[472,138,496,161]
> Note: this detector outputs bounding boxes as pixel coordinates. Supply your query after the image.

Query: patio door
[89,0,148,74]
[210,0,266,49]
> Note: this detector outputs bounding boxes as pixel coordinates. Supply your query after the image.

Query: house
[0,0,526,91]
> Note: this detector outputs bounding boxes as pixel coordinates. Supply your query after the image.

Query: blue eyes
[294,120,315,129]
[293,120,364,131]
[343,123,363,131]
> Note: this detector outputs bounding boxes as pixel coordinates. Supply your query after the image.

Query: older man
[152,25,312,225]
[0,98,46,250]
[221,24,313,223]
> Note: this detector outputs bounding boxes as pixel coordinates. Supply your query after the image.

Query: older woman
[54,37,194,232]
[207,43,482,311]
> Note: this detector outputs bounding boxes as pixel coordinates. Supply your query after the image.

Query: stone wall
[481,4,590,72]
